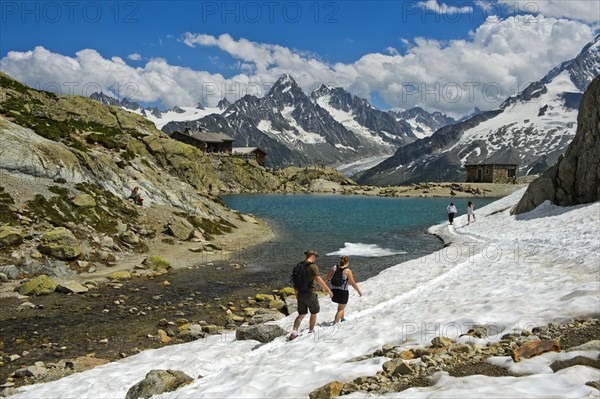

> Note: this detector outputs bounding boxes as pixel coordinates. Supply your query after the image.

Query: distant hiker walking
[467,201,476,224]
[326,256,362,324]
[290,249,333,340]
[447,202,457,225]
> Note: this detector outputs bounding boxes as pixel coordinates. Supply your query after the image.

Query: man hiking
[290,249,333,340]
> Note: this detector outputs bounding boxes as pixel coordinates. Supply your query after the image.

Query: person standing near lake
[326,255,362,324]
[290,249,333,340]
[447,202,457,225]
[467,201,476,225]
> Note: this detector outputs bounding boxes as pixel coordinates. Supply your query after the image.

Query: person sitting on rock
[129,186,143,206]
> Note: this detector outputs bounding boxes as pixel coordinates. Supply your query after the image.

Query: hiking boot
[289,332,299,341]
[340,317,346,322]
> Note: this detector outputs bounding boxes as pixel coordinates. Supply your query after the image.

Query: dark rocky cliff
[514,75,600,214]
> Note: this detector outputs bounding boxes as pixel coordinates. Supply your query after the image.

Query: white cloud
[127,53,142,61]
[0,15,595,117]
[0,46,244,108]
[417,0,473,14]
[385,47,400,56]
[498,0,600,24]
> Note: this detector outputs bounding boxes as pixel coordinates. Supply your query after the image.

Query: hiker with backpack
[289,249,333,340]
[326,255,363,324]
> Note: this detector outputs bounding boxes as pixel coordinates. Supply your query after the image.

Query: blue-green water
[221,194,498,284]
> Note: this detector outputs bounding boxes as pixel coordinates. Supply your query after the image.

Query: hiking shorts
[297,291,320,315]
[332,289,349,305]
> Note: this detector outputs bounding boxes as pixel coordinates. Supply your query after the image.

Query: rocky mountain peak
[119,97,141,111]
[542,34,600,92]
[89,91,120,107]
[217,98,231,110]
[267,74,306,105]
[395,107,456,134]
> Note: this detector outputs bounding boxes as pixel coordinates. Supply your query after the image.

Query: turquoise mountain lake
[221,194,498,284]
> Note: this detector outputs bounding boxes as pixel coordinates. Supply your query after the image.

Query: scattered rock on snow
[510,339,560,362]
[125,369,193,399]
[236,324,287,343]
[308,381,344,399]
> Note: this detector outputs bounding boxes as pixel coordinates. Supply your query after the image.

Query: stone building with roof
[170,127,235,154]
[232,147,267,166]
[465,148,520,183]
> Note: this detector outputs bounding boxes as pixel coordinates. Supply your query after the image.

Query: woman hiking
[326,256,363,324]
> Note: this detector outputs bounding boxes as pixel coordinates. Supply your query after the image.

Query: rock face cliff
[0,72,353,281]
[514,75,600,214]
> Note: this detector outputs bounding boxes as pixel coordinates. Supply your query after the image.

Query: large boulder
[120,231,141,245]
[514,75,600,214]
[56,281,89,294]
[309,381,344,399]
[66,356,110,372]
[108,271,132,280]
[511,339,560,362]
[177,323,206,342]
[125,369,194,399]
[38,227,81,260]
[236,324,287,343]
[17,275,57,296]
[0,265,19,280]
[0,226,24,247]
[168,216,194,241]
[141,256,172,272]
[309,179,343,193]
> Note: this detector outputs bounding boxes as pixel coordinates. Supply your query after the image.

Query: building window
[508,169,516,177]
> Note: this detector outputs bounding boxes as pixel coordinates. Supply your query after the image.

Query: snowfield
[12,189,600,398]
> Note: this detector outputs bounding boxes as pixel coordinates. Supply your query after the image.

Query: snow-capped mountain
[90,75,454,168]
[356,35,600,186]
[162,74,432,167]
[311,85,417,145]
[138,105,221,129]
[216,98,231,110]
[393,107,455,139]
[88,92,224,129]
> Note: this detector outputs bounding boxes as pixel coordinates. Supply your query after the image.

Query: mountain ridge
[355,36,600,186]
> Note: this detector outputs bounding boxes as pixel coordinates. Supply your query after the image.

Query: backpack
[330,266,345,287]
[291,261,312,293]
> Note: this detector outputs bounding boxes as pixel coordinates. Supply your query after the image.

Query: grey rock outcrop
[55,281,89,294]
[0,226,24,247]
[17,275,58,296]
[38,227,81,260]
[168,216,194,241]
[236,323,287,343]
[125,369,194,399]
[514,75,600,214]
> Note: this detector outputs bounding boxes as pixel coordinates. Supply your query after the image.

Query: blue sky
[1,1,598,115]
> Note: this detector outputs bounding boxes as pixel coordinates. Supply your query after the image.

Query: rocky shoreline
[0,260,299,395]
[309,318,600,398]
